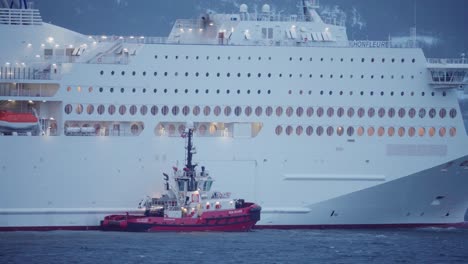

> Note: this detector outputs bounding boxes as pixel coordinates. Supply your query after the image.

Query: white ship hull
[1,3,468,229]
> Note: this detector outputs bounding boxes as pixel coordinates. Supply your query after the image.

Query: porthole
[214,106,221,116]
[140,105,148,116]
[132,88,136,93]
[266,106,273,116]
[203,106,210,116]
[120,88,125,93]
[224,106,231,116]
[76,104,83,115]
[172,106,180,116]
[183,106,192,116]
[64,104,72,114]
[99,87,103,93]
[347,126,355,137]
[178,124,186,135]
[429,108,436,118]
[296,126,303,136]
[167,124,176,136]
[217,73,220,77]
[153,89,157,93]
[317,107,324,117]
[337,108,345,118]
[129,105,137,115]
[119,105,126,115]
[439,127,446,137]
[234,106,242,116]
[306,126,313,136]
[275,126,283,135]
[121,71,125,76]
[131,124,139,135]
[316,126,324,136]
[419,108,426,118]
[347,108,355,118]
[161,105,169,116]
[97,105,105,115]
[408,108,416,118]
[296,107,304,117]
[388,108,395,118]
[306,107,314,117]
[367,127,375,136]
[439,108,447,118]
[398,108,406,118]
[286,107,294,117]
[276,107,283,117]
[378,108,386,118]
[408,127,416,137]
[429,127,436,137]
[368,108,375,118]
[88,86,93,93]
[327,107,334,117]
[100,70,104,75]
[449,108,457,118]
[245,106,252,117]
[418,127,426,137]
[111,71,115,75]
[337,126,344,136]
[86,104,94,115]
[108,105,116,115]
[398,127,405,137]
[255,106,263,116]
[193,106,200,116]
[357,108,365,118]
[110,88,114,93]
[450,127,457,137]
[378,127,385,137]
[286,126,293,136]
[151,105,158,116]
[357,127,364,136]
[143,71,146,76]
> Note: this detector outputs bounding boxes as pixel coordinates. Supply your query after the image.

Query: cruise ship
[1,0,467,230]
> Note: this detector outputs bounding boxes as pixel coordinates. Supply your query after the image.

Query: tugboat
[101,128,261,232]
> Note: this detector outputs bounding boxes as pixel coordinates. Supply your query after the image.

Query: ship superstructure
[1,0,468,230]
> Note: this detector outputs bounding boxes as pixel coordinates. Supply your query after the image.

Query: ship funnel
[240,4,248,13]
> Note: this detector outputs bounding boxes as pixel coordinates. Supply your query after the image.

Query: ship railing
[0,8,42,25]
[90,35,168,45]
[0,66,57,80]
[427,58,468,65]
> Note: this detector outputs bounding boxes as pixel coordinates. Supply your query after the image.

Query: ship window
[172,106,180,116]
[326,107,334,117]
[276,107,283,117]
[439,127,446,137]
[234,106,242,116]
[174,89,178,94]
[121,71,125,76]
[224,106,232,116]
[151,105,158,116]
[295,126,303,136]
[245,106,252,117]
[286,126,293,136]
[143,71,146,76]
[99,87,103,93]
[306,126,314,136]
[100,71,104,75]
[154,72,157,76]
[378,108,386,118]
[429,108,436,118]
[337,126,344,136]
[398,127,405,137]
[120,88,125,93]
[286,107,294,117]
[119,105,127,115]
[140,105,148,116]
[168,124,176,136]
[64,104,72,114]
[408,127,416,137]
[367,127,375,136]
[419,108,426,118]
[178,124,186,134]
[255,107,263,116]
[378,127,385,137]
[450,127,457,137]
[317,107,324,117]
[214,106,221,116]
[428,127,436,137]
[201,106,210,116]
[368,108,375,118]
[357,127,364,136]
[128,105,137,115]
[357,108,365,118]
[266,106,273,116]
[439,109,447,118]
[388,108,395,118]
[316,126,324,136]
[296,107,304,117]
[97,105,105,115]
[347,126,355,136]
[347,108,355,118]
[398,108,406,118]
[193,106,201,116]
[131,124,139,135]
[307,107,314,117]
[412,59,416,63]
[111,71,115,75]
[181,106,190,116]
[108,105,116,115]
[161,106,169,116]
[275,126,283,136]
[132,88,136,93]
[449,108,457,118]
[87,104,94,115]
[418,127,426,137]
[401,59,405,63]
[76,104,83,115]
[408,108,416,118]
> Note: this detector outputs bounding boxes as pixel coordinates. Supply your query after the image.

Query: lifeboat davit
[0,110,38,132]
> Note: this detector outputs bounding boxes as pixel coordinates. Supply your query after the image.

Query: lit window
[408,127,416,137]
[151,105,158,116]
[255,106,263,116]
[64,104,72,114]
[203,106,210,116]
[168,124,176,135]
[296,126,303,136]
[296,107,304,117]
[77,86,81,92]
[378,127,385,137]
[439,127,446,137]
[97,105,105,115]
[266,107,273,116]
[306,107,314,117]
[76,104,83,115]
[418,127,425,137]
[161,105,169,116]
[337,126,344,136]
[172,106,180,116]
[439,109,447,118]
[234,106,242,116]
[398,127,405,137]
[357,126,364,136]
[108,105,116,115]
[275,125,283,135]
[276,107,283,117]
[450,127,457,137]
[140,105,148,115]
[306,126,313,136]
[347,126,355,136]
[87,104,94,115]
[245,106,252,117]
[317,107,324,117]
[130,105,137,115]
[367,127,375,136]
[119,105,126,115]
[198,124,206,135]
[388,127,395,137]
[428,127,436,137]
[209,124,217,135]
[224,106,232,116]
[316,126,324,136]
[286,126,293,135]
[214,106,221,116]
[368,108,375,118]
[286,107,294,117]
[131,124,139,135]
[193,106,201,116]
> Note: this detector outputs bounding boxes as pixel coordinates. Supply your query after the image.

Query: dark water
[1,228,467,264]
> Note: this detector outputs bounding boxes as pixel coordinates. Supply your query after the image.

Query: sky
[28,0,468,58]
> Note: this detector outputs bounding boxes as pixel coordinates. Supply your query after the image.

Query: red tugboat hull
[101,203,261,232]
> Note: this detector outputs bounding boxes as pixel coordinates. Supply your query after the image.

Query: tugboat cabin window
[202,180,213,192]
